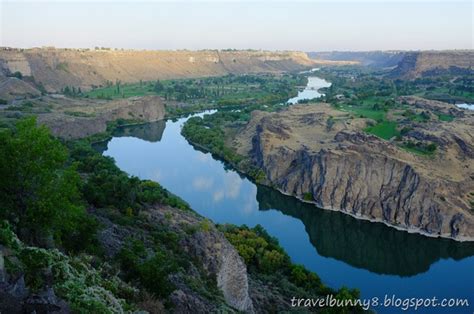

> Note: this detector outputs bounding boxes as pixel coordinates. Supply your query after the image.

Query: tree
[0,117,85,245]
[9,71,23,79]
[63,86,71,95]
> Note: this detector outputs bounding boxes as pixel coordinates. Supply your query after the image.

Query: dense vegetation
[81,74,305,117]
[318,66,473,104]
[0,118,94,251]
[84,74,304,101]
[69,140,190,212]
[182,112,247,164]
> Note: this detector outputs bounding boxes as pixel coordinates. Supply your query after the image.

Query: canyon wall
[234,104,474,241]
[0,48,315,92]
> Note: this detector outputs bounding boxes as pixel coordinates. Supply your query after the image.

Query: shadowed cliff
[256,184,474,276]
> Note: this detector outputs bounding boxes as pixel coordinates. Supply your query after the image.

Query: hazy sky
[0,0,472,51]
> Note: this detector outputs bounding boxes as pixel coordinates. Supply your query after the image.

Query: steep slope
[233,104,474,241]
[390,50,473,78]
[0,48,315,92]
[0,75,41,101]
[308,51,405,68]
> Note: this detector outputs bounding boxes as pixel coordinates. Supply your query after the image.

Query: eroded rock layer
[234,104,474,240]
[0,48,315,92]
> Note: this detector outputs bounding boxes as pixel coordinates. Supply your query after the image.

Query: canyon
[232,101,474,241]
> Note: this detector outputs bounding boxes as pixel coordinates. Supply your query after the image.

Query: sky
[0,0,472,51]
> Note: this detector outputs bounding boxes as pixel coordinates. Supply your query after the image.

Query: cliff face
[234,104,474,241]
[33,95,166,139]
[0,48,315,92]
[390,50,474,78]
[308,51,405,68]
[96,205,254,313]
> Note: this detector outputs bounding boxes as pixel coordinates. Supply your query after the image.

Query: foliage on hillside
[0,221,136,313]
[69,140,190,212]
[0,117,96,251]
[219,224,365,313]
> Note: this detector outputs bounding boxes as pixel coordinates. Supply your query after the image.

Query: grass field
[364,121,400,140]
[337,104,386,121]
[437,113,455,122]
[399,144,436,156]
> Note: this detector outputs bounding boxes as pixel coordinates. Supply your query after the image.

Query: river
[287,76,331,104]
[101,76,474,313]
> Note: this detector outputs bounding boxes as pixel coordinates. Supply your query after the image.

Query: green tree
[0,117,85,245]
[154,80,164,93]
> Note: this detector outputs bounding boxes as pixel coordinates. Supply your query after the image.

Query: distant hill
[389,50,473,78]
[307,51,405,68]
[0,48,316,93]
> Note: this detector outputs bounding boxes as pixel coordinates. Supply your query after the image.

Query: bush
[1,227,133,313]
[117,239,178,298]
[303,192,313,201]
[219,224,288,274]
[8,71,23,79]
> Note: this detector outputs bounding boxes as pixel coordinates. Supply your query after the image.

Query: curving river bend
[101,76,474,313]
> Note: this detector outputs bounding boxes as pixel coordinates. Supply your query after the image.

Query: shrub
[303,192,313,201]
[1,227,133,313]
[117,239,178,298]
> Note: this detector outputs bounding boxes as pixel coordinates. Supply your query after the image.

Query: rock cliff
[18,95,166,139]
[390,50,474,78]
[234,104,474,241]
[0,48,315,92]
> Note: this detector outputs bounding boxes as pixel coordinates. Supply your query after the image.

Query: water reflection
[114,120,166,142]
[103,112,474,313]
[256,185,474,277]
[287,76,332,104]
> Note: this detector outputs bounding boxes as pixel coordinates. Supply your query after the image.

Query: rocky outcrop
[0,74,41,101]
[234,104,474,241]
[96,205,254,313]
[181,225,254,313]
[390,50,474,78]
[36,95,166,139]
[0,48,315,92]
[308,51,405,68]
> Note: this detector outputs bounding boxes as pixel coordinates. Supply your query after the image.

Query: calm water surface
[457,103,474,111]
[102,77,474,313]
[287,76,331,104]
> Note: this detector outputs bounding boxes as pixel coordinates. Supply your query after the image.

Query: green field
[400,143,437,156]
[437,113,455,122]
[364,121,400,140]
[336,104,386,121]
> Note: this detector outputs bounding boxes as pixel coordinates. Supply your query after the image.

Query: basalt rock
[234,104,474,241]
